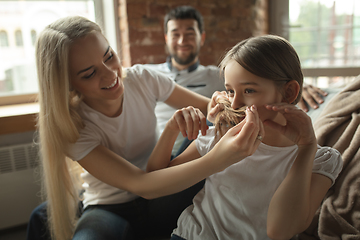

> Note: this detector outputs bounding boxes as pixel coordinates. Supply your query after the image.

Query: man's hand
[298,84,328,112]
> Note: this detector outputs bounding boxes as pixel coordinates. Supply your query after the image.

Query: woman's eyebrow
[103,46,110,57]
[77,46,111,75]
[77,66,93,75]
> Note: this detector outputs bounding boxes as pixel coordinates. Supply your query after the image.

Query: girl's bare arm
[264,104,332,239]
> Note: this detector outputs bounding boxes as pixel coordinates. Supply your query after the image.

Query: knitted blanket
[294,76,360,239]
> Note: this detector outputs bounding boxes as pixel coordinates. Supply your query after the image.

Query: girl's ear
[283,80,300,104]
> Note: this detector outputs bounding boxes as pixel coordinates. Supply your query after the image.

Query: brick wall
[117,0,269,67]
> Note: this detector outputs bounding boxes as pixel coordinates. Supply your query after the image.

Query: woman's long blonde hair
[36,16,102,240]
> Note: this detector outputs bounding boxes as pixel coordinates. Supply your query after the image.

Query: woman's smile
[102,77,119,90]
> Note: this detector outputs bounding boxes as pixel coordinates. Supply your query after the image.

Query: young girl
[147,35,343,240]
[32,16,265,240]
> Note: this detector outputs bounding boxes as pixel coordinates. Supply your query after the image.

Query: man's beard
[172,52,197,66]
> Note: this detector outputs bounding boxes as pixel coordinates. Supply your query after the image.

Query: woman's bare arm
[79,106,263,200]
[164,84,210,116]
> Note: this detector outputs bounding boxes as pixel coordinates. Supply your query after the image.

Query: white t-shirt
[144,62,225,154]
[67,65,175,208]
[173,127,343,240]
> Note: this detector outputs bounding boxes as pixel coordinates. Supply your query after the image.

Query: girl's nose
[231,96,244,110]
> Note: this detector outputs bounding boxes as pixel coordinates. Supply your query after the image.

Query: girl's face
[224,60,284,121]
[69,31,124,107]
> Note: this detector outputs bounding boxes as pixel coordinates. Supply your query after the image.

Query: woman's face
[69,31,124,106]
[224,60,284,121]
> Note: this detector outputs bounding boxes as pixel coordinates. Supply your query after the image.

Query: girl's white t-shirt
[173,127,343,240]
[67,65,175,208]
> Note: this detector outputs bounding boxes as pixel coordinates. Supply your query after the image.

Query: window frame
[269,0,360,80]
[0,0,119,107]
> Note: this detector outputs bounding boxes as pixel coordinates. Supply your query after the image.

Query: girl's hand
[166,106,208,140]
[210,105,265,166]
[207,91,229,123]
[264,103,316,147]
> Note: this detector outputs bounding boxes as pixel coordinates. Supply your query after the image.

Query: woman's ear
[283,80,300,104]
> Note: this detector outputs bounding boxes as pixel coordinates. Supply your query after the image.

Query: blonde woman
[28,16,264,240]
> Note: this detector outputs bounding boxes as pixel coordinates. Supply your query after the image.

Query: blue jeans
[73,206,132,240]
[26,202,51,240]
[26,180,204,240]
[170,234,186,240]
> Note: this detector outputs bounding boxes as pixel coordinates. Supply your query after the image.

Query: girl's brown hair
[219,35,303,104]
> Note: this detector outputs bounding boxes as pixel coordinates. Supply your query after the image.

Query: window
[270,0,360,88]
[31,30,37,46]
[15,30,23,47]
[0,30,9,47]
[0,0,118,105]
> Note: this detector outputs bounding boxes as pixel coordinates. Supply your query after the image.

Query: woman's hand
[166,106,208,140]
[210,105,265,166]
[264,103,317,147]
[207,91,229,123]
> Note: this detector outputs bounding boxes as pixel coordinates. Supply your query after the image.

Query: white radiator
[0,143,42,230]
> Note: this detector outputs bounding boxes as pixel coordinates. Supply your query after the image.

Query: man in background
[145,5,327,156]
[144,5,225,156]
